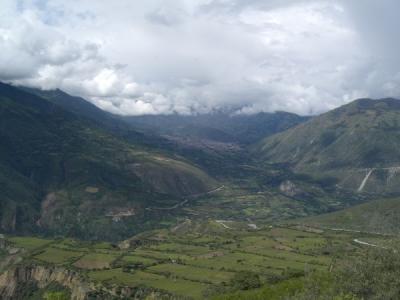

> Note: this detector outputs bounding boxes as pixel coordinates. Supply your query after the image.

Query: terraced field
[3,222,390,299]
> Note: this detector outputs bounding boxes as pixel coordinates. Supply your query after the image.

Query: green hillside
[0,82,217,240]
[256,98,400,194]
[300,197,400,235]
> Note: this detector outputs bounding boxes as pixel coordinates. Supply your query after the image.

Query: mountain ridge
[0,82,217,240]
[256,97,400,194]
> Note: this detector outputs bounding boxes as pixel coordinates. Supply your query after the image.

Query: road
[215,220,232,229]
[146,185,225,211]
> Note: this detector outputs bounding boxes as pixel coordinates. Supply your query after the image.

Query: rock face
[0,265,90,300]
[0,264,171,299]
[279,180,302,197]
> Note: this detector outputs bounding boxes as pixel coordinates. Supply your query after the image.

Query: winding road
[146,185,225,211]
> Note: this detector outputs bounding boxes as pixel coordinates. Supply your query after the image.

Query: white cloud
[0,0,399,115]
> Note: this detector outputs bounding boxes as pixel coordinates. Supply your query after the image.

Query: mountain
[21,87,173,149]
[124,111,309,145]
[22,87,116,125]
[256,98,400,194]
[0,82,217,240]
[22,89,264,178]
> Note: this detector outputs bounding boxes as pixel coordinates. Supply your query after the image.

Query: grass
[147,263,234,284]
[34,247,83,265]
[8,237,54,251]
[148,242,211,256]
[88,268,161,286]
[88,268,208,299]
[133,249,194,261]
[121,255,158,266]
[185,251,319,274]
[5,223,393,299]
[74,253,117,269]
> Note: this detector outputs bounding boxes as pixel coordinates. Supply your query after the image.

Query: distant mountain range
[124,110,308,145]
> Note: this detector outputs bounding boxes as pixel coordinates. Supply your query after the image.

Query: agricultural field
[2,221,392,299]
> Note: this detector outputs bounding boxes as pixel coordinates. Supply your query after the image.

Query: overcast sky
[1,0,399,115]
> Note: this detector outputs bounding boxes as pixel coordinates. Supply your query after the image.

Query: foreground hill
[0,82,217,240]
[0,222,385,299]
[257,98,400,194]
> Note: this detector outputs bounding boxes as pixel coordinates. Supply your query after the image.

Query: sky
[0,0,399,116]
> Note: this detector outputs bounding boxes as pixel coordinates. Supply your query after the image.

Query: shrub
[230,271,261,290]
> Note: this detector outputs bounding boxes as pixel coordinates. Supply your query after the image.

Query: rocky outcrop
[279,180,302,197]
[0,264,174,299]
[0,265,90,300]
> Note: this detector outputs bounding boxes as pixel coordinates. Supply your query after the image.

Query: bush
[334,248,400,300]
[43,291,69,300]
[230,271,261,290]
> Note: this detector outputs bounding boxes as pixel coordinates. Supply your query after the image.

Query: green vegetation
[216,247,400,300]
[2,83,400,300]
[88,268,208,299]
[334,248,400,299]
[74,253,117,269]
[121,255,158,266]
[12,282,72,300]
[302,197,400,235]
[213,273,334,300]
[148,263,234,284]
[8,237,53,251]
[43,291,70,300]
[34,247,83,265]
[230,271,261,290]
[3,222,393,299]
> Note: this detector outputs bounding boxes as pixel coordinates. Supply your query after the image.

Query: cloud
[0,0,399,115]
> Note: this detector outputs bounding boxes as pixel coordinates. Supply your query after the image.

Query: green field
[3,222,390,299]
[121,255,159,266]
[8,237,54,251]
[148,263,234,284]
[88,268,208,299]
[34,247,84,265]
[74,253,118,269]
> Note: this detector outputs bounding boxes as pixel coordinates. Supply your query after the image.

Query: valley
[2,83,400,299]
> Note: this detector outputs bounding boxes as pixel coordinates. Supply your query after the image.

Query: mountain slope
[256,98,400,194]
[21,87,173,149]
[0,82,217,240]
[301,197,400,235]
